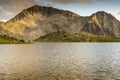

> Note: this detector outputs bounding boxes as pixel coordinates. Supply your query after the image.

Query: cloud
[51,0,90,3]
[0,0,113,22]
[35,0,109,4]
[0,0,36,21]
[118,12,120,16]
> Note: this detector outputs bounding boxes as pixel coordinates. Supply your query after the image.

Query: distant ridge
[81,11,120,37]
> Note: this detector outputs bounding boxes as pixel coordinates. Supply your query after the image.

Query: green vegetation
[0,35,25,44]
[35,31,120,42]
[1,31,120,44]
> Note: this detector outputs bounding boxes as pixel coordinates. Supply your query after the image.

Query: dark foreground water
[0,43,120,80]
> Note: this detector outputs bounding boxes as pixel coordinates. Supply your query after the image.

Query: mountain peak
[91,11,110,16]
[9,5,80,22]
[32,5,40,7]
[89,11,119,23]
[81,11,120,37]
[96,11,107,14]
[91,11,117,20]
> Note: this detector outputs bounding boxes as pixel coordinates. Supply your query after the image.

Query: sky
[0,0,120,22]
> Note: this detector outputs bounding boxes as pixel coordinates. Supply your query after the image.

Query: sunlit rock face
[1,5,84,42]
[0,21,4,24]
[0,5,120,42]
[81,11,120,37]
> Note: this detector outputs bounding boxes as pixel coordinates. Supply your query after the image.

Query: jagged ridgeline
[0,5,120,42]
[1,5,83,42]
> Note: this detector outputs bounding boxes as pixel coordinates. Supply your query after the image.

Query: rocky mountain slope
[0,21,3,24]
[1,5,84,42]
[0,5,120,42]
[81,11,120,37]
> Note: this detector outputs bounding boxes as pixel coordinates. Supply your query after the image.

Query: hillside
[0,5,120,42]
[35,31,120,42]
[1,5,83,42]
[0,35,24,44]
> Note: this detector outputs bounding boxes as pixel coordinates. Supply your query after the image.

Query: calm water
[0,43,120,80]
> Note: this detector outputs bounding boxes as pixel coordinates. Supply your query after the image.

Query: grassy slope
[0,35,25,44]
[35,31,120,42]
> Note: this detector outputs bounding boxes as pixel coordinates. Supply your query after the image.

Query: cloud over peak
[0,0,36,21]
[35,0,109,3]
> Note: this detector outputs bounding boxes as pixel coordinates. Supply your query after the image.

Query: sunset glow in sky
[0,0,120,22]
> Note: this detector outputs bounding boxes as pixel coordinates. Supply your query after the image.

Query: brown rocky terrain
[0,5,120,42]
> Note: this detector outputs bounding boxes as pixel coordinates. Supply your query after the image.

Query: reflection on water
[0,43,120,80]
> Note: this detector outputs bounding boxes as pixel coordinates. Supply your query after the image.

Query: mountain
[1,5,84,42]
[0,5,120,42]
[81,11,120,37]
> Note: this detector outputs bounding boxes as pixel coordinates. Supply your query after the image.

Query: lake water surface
[0,43,120,80]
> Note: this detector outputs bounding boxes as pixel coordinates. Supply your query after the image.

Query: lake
[0,43,120,80]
